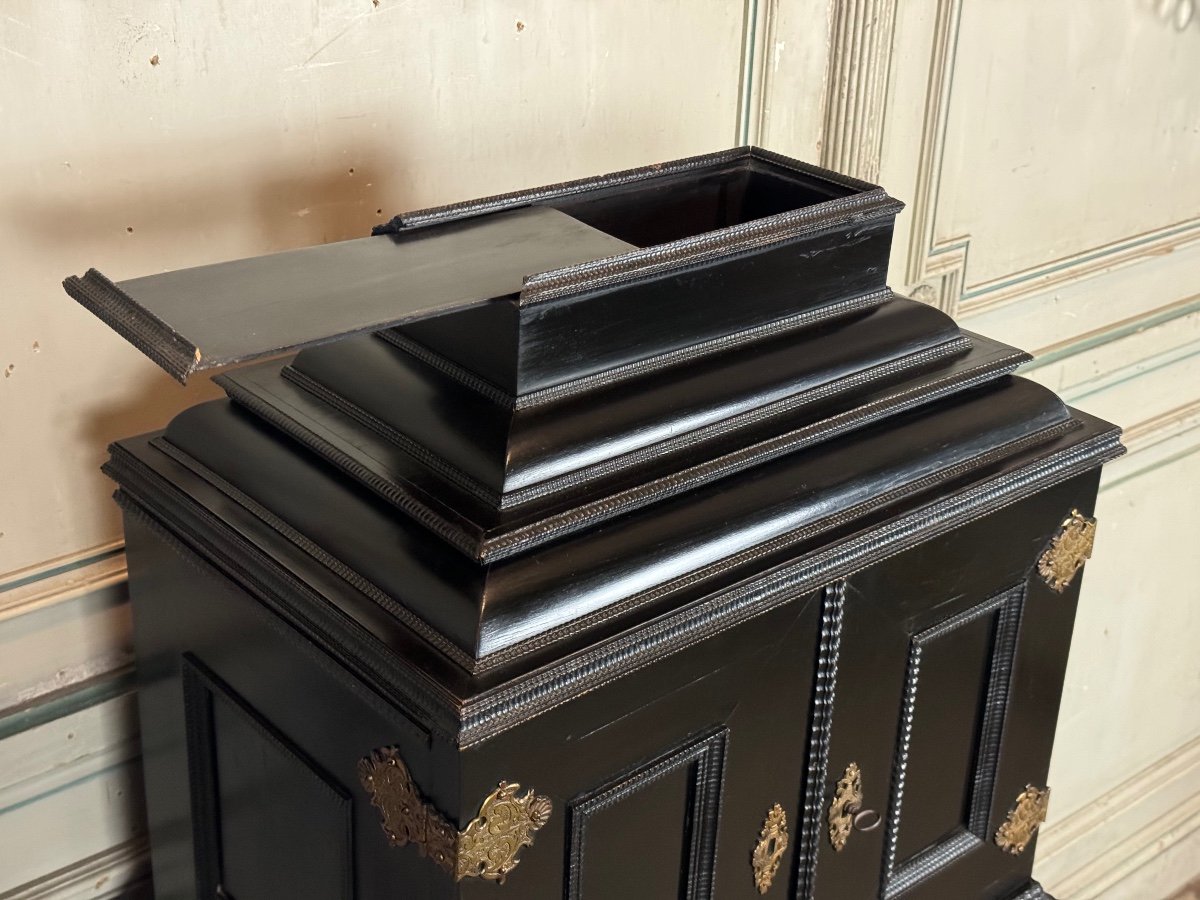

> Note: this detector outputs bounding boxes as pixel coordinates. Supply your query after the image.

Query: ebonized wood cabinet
[65,148,1122,899]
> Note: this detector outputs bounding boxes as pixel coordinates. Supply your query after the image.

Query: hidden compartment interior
[542,155,859,248]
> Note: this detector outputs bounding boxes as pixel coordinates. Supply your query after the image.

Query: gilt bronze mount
[1037,509,1097,593]
[828,762,864,852]
[752,803,789,894]
[357,746,552,883]
[995,784,1050,856]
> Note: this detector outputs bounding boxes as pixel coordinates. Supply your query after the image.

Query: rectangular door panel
[883,587,1024,897]
[567,729,727,900]
[812,473,1100,900]
[460,590,822,899]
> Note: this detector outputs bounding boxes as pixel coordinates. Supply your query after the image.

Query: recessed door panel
[892,595,1013,864]
[811,477,1098,900]
[182,656,353,900]
[568,729,727,900]
[883,588,1023,897]
[460,590,822,899]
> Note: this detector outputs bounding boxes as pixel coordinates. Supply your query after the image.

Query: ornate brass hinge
[357,746,552,883]
[1037,510,1097,593]
[995,785,1050,855]
[751,803,789,894]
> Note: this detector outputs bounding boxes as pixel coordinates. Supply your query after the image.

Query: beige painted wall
[1,2,1197,897]
[0,0,773,579]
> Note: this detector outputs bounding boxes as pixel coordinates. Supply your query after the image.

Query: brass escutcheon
[751,803,789,894]
[828,762,864,852]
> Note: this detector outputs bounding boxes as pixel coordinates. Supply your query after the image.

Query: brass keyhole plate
[828,762,864,852]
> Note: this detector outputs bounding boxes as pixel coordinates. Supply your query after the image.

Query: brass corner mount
[1037,509,1097,593]
[995,784,1050,855]
[357,746,552,884]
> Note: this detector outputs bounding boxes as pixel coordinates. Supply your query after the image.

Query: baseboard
[1035,734,1200,899]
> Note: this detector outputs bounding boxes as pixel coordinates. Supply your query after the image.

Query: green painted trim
[0,669,137,743]
[1102,438,1200,493]
[1063,341,1200,405]
[0,750,141,818]
[927,1,965,269]
[1023,295,1200,374]
[0,545,125,597]
[962,220,1200,302]
[736,0,760,145]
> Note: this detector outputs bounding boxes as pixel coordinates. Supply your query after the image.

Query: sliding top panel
[63,206,634,383]
[63,147,898,386]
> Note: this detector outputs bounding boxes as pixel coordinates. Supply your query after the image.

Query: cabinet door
[811,472,1099,899]
[457,589,822,900]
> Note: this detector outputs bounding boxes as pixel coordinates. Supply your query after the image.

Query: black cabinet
[68,148,1121,899]
[818,473,1098,900]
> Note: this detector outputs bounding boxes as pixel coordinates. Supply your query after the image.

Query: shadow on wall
[6,133,415,485]
[11,135,408,254]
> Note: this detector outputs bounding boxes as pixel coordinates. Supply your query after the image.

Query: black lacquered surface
[289,296,965,499]
[158,375,1073,663]
[63,207,633,381]
[86,148,1111,900]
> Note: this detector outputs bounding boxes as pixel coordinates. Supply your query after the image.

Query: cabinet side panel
[182,656,352,900]
[122,509,447,900]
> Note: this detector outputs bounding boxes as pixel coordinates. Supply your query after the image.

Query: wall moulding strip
[957,217,1200,316]
[735,0,778,146]
[901,0,963,314]
[1060,339,1200,410]
[0,684,146,896]
[819,0,898,182]
[2,837,149,900]
[0,689,140,810]
[0,668,137,745]
[0,542,126,621]
[1100,402,1200,494]
[1057,799,1200,900]
[1119,398,1200,451]
[897,0,1200,318]
[1021,291,1200,373]
[1036,734,1200,899]
[0,557,134,717]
